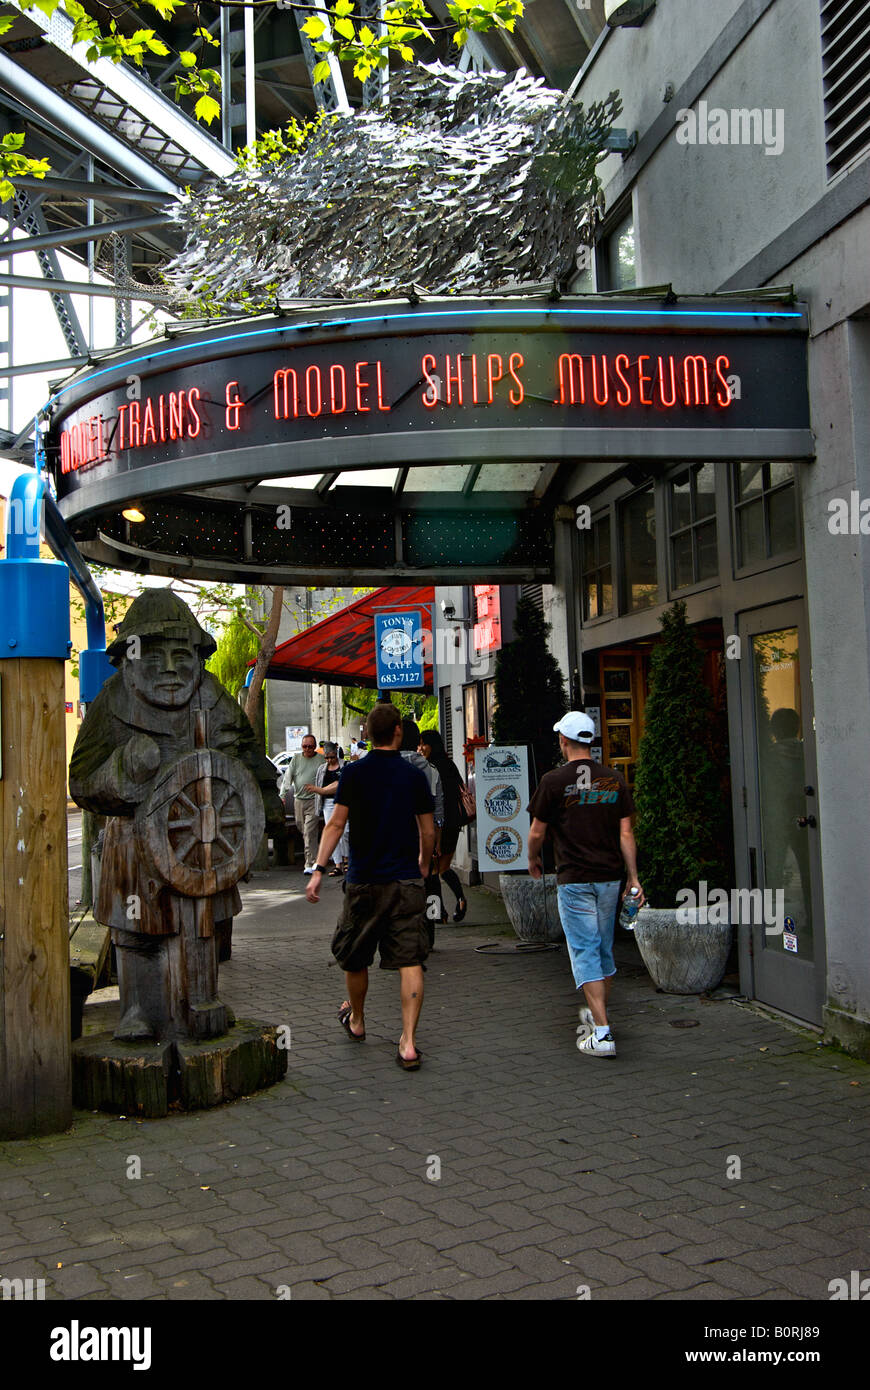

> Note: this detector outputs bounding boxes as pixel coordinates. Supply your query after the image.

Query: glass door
[600,656,645,789]
[739,603,824,1023]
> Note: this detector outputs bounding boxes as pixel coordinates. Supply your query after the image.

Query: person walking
[400,719,444,938]
[419,729,469,922]
[308,741,349,875]
[306,702,435,1070]
[279,734,326,873]
[526,712,644,1059]
[400,720,444,823]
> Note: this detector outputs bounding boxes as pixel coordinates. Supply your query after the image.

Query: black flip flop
[338,1003,365,1042]
[395,1048,422,1071]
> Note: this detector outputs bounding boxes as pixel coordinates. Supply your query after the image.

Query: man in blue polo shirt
[306,701,435,1070]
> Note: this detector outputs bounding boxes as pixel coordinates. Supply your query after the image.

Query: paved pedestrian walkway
[1,868,868,1301]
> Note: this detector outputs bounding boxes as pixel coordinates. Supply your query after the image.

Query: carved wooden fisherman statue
[69,589,284,1043]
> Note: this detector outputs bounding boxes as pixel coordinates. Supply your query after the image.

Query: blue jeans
[556,882,621,989]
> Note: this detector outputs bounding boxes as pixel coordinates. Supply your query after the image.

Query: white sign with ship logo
[475,744,531,872]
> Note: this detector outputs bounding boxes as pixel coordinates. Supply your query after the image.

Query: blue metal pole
[41,489,113,701]
[0,473,70,660]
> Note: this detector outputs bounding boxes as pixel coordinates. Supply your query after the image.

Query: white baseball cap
[553,711,596,742]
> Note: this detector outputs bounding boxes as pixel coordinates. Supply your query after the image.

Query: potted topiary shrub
[490,594,567,943]
[632,600,733,992]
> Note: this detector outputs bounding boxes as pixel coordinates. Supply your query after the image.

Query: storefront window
[669,463,718,590]
[621,486,657,611]
[734,462,798,569]
[463,683,481,741]
[607,212,636,290]
[581,513,613,620]
[573,244,596,293]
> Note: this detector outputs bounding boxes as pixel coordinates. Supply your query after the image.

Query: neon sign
[473,585,502,655]
[49,305,810,497]
[58,349,740,475]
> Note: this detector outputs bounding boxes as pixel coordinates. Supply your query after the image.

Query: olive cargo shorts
[331,879,429,971]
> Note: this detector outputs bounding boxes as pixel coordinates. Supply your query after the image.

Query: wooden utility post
[0,475,72,1138]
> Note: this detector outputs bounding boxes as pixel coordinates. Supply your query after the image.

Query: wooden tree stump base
[72,1021,287,1118]
[176,1021,288,1110]
[72,1037,175,1118]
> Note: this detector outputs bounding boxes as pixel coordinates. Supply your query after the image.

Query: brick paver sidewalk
[1,869,868,1300]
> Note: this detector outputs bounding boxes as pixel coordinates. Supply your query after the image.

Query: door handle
[796,815,817,828]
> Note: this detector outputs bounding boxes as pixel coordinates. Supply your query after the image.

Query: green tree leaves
[206,611,260,698]
[447,0,524,47]
[194,93,221,126]
[302,0,442,81]
[0,131,50,205]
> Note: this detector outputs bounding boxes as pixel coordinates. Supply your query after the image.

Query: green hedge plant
[633,600,730,907]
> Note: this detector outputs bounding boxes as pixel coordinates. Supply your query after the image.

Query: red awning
[263,586,434,689]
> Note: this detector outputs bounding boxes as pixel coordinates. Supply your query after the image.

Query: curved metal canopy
[45,292,812,586]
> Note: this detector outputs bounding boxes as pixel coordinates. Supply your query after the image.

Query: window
[463,683,481,741]
[606,212,636,290]
[572,244,596,293]
[621,486,658,611]
[821,0,870,179]
[521,583,544,614]
[600,661,642,789]
[734,462,799,569]
[581,513,613,620]
[669,463,718,590]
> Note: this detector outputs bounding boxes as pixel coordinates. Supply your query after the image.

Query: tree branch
[243,583,284,735]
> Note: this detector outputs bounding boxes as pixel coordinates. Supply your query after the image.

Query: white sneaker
[577,1030,616,1058]
[576,1007,595,1036]
[303,865,315,875]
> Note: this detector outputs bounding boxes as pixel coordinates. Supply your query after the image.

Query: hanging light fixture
[122,506,145,523]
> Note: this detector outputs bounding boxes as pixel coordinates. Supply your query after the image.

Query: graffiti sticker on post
[475,744,530,871]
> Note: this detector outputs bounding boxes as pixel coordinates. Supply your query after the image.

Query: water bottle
[619,886,641,931]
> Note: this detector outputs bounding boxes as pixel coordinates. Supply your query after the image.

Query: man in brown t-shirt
[527,712,644,1058]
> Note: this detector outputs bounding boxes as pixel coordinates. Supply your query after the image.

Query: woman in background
[308,741,348,876]
[419,729,468,922]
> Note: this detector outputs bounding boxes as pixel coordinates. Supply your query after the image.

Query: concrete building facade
[541,0,870,1053]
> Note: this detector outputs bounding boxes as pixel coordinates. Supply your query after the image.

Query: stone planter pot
[633,906,732,994]
[499,873,564,944]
